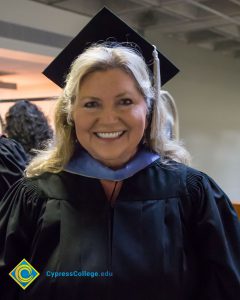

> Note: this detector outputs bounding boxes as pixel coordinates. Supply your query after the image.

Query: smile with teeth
[95,131,125,139]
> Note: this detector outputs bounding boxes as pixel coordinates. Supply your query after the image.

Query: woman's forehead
[79,68,136,88]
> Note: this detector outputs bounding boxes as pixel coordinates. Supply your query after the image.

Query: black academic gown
[0,160,239,300]
[0,135,27,201]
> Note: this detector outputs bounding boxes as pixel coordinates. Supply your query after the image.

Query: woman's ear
[145,106,153,130]
[67,112,74,126]
[145,116,149,129]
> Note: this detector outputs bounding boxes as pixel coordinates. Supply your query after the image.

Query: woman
[0,113,27,201]
[5,100,53,161]
[0,114,4,135]
[0,9,239,300]
[0,134,27,201]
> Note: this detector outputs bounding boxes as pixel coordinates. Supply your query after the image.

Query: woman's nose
[99,108,119,124]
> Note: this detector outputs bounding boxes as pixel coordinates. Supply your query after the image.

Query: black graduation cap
[43,7,179,88]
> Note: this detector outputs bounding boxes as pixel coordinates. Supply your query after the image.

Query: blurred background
[0,0,239,202]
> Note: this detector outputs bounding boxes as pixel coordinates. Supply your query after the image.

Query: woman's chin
[91,150,135,169]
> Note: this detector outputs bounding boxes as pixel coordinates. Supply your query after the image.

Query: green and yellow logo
[9,259,40,289]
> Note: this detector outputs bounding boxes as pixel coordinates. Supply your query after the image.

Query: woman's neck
[100,180,123,205]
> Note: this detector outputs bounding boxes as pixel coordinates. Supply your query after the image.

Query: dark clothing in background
[0,160,239,300]
[0,135,27,201]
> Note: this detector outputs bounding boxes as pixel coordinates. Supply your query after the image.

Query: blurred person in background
[4,100,53,161]
[0,114,4,134]
[0,114,27,201]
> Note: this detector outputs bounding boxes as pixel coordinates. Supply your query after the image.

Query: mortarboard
[43,7,179,88]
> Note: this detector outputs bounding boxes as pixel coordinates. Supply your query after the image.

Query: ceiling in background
[29,0,240,58]
[0,49,60,99]
[1,0,240,98]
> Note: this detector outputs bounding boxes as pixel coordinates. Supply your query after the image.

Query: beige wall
[146,31,240,201]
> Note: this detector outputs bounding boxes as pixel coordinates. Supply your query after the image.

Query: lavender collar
[64,146,160,181]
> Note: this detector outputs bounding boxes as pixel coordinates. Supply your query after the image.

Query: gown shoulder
[0,136,27,200]
[183,165,240,299]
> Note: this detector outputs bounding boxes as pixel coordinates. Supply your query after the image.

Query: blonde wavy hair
[26,44,190,177]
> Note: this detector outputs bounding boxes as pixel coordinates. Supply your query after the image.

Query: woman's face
[72,68,148,168]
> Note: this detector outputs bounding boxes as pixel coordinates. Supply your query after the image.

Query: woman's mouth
[94,131,125,139]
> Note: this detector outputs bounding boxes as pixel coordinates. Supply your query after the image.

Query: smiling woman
[0,7,239,300]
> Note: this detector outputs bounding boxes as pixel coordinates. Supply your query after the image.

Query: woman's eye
[84,101,99,108]
[119,98,133,106]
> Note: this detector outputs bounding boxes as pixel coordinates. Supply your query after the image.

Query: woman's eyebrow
[78,96,101,102]
[115,92,131,98]
[79,93,131,101]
